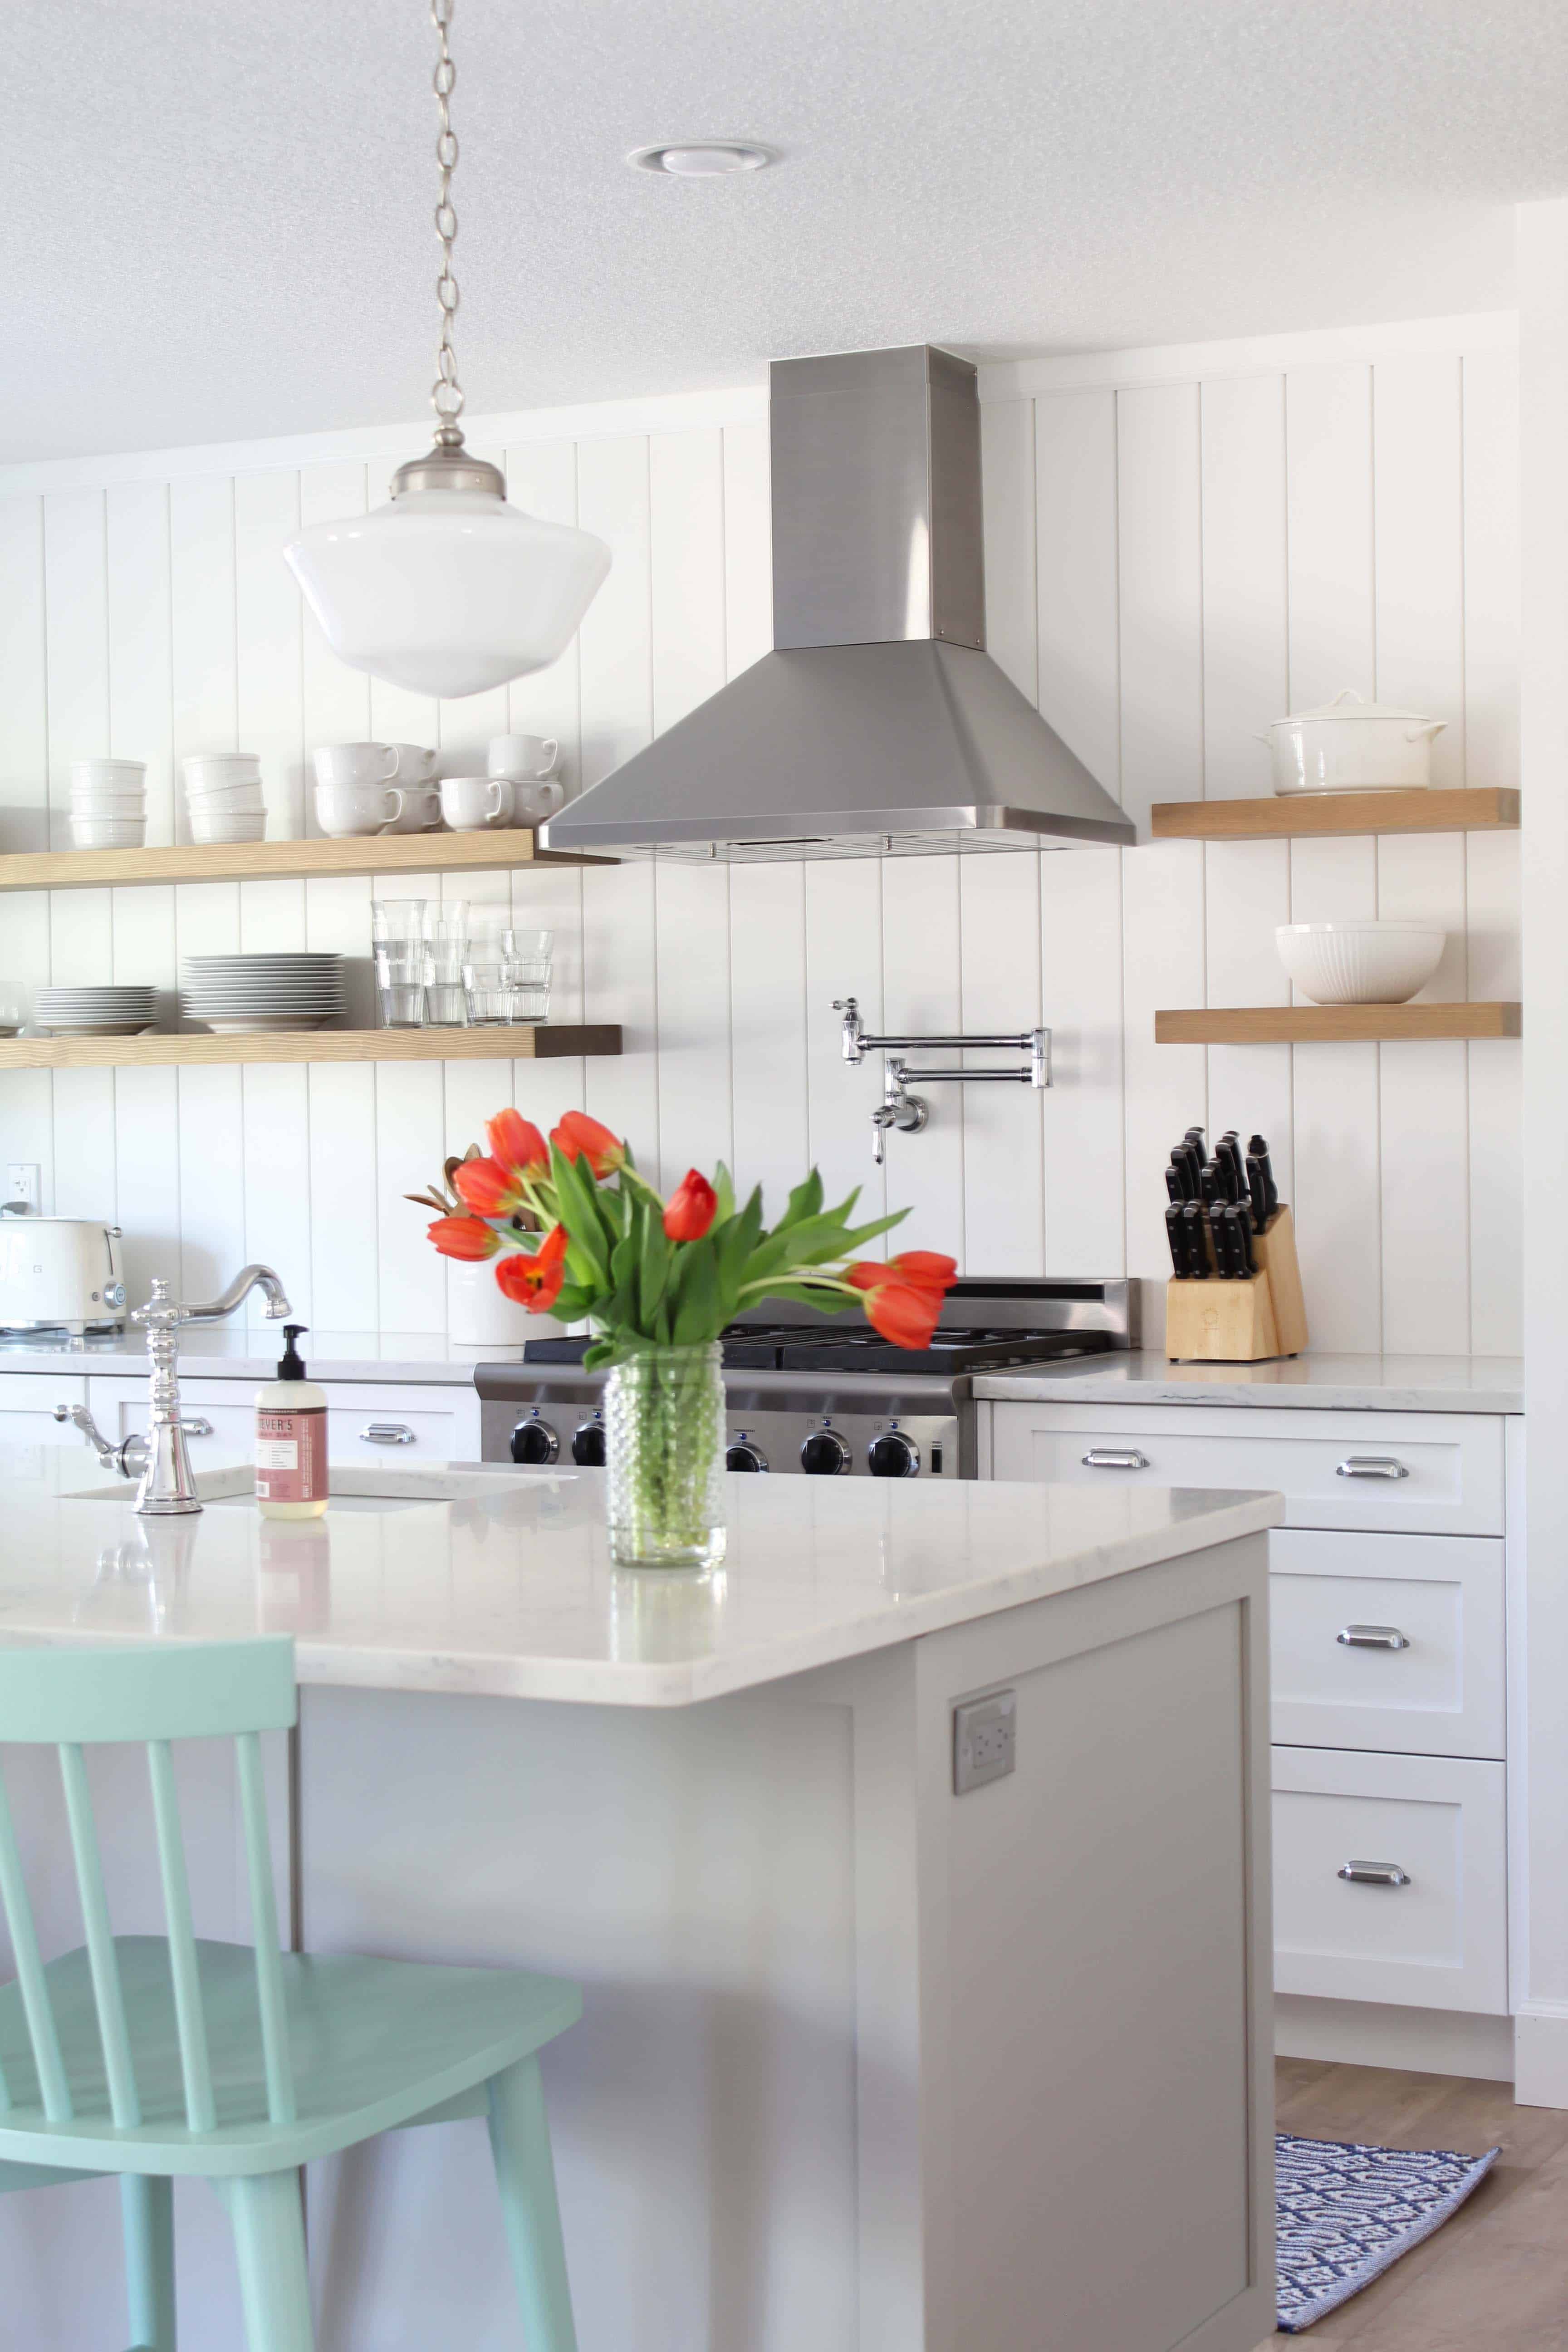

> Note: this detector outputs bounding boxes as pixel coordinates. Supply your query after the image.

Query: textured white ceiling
[5,0,1564,461]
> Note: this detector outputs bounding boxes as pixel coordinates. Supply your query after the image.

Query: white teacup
[440,775,514,831]
[389,744,438,785]
[314,742,400,793]
[511,777,565,825]
[381,784,442,834]
[314,780,405,838]
[487,734,559,783]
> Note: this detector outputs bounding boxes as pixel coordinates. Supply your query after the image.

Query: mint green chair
[0,1638,581,2351]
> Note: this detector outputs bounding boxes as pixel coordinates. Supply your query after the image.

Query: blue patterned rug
[1275,2132,1500,2331]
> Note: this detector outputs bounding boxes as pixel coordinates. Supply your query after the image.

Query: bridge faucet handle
[833,997,866,1064]
[131,1274,186,1331]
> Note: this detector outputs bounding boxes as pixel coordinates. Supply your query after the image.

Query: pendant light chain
[431,0,465,445]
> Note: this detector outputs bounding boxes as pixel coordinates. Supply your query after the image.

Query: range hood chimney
[544,345,1135,860]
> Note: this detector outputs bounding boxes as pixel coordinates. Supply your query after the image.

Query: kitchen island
[0,1451,1282,2352]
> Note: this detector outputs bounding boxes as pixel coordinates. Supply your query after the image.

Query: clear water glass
[371,898,427,948]
[500,928,553,961]
[423,981,470,1028]
[462,962,513,1024]
[374,946,425,1029]
[507,981,552,1020]
[425,902,469,949]
[605,1343,726,1571]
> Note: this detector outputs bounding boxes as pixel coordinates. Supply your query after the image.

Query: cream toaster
[0,1216,127,1334]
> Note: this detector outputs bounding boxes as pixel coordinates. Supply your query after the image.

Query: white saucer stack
[181,954,346,1033]
[35,985,157,1036]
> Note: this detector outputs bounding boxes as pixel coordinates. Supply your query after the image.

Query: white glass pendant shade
[285,486,611,701]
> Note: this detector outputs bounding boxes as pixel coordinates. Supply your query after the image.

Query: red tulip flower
[454,1156,528,1218]
[663,1169,718,1243]
[845,1250,958,1349]
[426,1214,500,1262]
[495,1224,569,1313]
[486,1109,549,1177]
[551,1110,627,1180]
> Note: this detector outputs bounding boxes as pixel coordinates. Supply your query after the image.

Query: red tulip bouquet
[412,1107,957,1568]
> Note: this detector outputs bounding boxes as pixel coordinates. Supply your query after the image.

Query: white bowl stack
[34,985,157,1036]
[181,953,345,1033]
[183,755,266,844]
[69,760,147,849]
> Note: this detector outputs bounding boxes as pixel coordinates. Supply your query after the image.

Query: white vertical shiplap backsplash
[0,323,1520,1352]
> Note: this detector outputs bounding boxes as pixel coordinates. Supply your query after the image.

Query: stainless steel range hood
[544,345,1135,860]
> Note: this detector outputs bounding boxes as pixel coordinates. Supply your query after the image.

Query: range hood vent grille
[545,346,1134,861]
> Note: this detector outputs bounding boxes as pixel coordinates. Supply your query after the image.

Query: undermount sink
[59,1462,553,1509]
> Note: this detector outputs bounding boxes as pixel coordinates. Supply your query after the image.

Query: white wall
[0,319,1520,1350]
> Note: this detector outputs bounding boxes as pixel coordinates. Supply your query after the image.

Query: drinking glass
[371,898,427,949]
[425,902,469,949]
[462,961,513,1025]
[498,928,553,962]
[374,946,425,1029]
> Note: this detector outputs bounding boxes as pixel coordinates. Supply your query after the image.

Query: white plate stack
[35,985,157,1036]
[181,954,345,1033]
[183,755,266,844]
[70,760,147,849]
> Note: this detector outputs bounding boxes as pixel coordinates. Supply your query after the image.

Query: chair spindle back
[0,1639,298,2140]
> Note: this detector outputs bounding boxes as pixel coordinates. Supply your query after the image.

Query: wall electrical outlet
[953,1688,1016,1794]
[6,1163,40,1211]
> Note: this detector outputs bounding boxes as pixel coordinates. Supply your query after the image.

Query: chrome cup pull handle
[1081,1448,1151,1470]
[1338,1859,1411,1887]
[360,1421,416,1446]
[1336,1455,1411,1480]
[1337,1623,1411,1651]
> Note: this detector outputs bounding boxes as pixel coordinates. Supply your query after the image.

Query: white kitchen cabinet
[988,1401,1504,1535]
[1270,1529,1505,1760]
[85,1375,481,1466]
[0,1370,90,1445]
[1272,1745,1508,2014]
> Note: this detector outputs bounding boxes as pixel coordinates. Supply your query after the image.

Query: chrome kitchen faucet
[833,997,1052,1164]
[54,1264,292,1517]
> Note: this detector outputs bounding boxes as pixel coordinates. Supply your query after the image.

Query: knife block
[1165,1205,1309,1363]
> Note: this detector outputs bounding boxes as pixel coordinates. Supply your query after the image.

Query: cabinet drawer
[989,1404,1504,1534]
[1272,1746,1506,2013]
[1271,1531,1504,1759]
[88,1377,479,1466]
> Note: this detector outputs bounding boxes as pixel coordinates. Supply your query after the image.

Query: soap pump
[255,1323,329,1519]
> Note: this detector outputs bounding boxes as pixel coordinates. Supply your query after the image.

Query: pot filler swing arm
[833,998,1052,1165]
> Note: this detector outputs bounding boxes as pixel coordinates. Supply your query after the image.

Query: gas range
[475,1278,1133,1481]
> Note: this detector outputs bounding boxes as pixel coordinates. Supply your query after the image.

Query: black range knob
[510,1413,560,1466]
[726,1436,769,1472]
[571,1416,606,1467]
[867,1429,920,1479]
[800,1427,852,1476]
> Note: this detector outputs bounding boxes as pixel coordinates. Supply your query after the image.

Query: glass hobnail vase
[604,1342,727,1571]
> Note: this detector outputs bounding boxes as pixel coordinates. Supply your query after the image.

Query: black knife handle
[1231,1203,1257,1275]
[1182,1201,1209,1277]
[1245,1152,1269,1229]
[1166,1203,1188,1276]
[1249,1135,1279,1218]
[1166,1164,1184,1205]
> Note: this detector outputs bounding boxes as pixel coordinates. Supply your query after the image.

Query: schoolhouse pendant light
[284,0,610,700]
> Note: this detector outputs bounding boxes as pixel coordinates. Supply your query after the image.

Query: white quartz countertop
[0,1449,1281,1708]
[0,1328,505,1384]
[976,1350,1523,1415]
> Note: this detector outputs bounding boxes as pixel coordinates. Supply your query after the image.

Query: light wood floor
[1256,2057,1568,2348]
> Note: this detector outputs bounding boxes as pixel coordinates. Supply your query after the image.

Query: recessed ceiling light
[628,142,777,178]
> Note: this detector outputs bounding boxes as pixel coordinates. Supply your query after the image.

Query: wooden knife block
[1165,1205,1309,1363]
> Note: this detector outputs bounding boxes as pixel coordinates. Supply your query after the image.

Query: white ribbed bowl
[1275,921,1446,1004]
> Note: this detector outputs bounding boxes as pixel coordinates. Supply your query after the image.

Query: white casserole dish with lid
[1260,689,1446,794]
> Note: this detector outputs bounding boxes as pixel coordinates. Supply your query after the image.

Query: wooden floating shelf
[1150,787,1519,842]
[0,831,615,895]
[1156,1003,1521,1045]
[0,1024,621,1071]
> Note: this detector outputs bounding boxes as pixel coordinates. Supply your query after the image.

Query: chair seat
[0,1936,581,2178]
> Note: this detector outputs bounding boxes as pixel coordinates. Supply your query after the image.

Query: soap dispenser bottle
[255,1323,329,1519]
